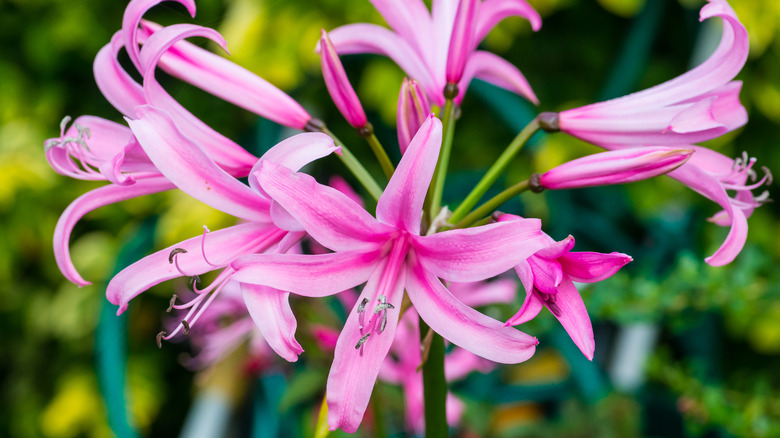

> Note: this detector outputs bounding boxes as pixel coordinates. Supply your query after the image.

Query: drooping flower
[553,0,748,146]
[534,147,694,190]
[498,215,632,360]
[107,105,338,361]
[380,279,516,434]
[323,0,541,106]
[230,115,548,432]
[666,147,770,266]
[48,0,318,286]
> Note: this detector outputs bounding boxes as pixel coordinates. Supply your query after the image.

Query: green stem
[363,131,395,180]
[455,179,531,229]
[322,128,383,201]
[448,117,540,225]
[420,318,447,438]
[426,98,457,223]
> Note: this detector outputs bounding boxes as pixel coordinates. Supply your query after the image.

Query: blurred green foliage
[1,0,779,436]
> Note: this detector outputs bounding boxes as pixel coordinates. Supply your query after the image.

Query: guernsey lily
[230,115,549,432]
[107,105,338,361]
[498,214,632,360]
[549,0,748,146]
[323,0,541,106]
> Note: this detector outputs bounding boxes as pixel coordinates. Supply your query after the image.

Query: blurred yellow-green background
[2,0,779,436]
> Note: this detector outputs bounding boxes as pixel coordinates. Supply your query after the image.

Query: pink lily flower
[666,147,771,266]
[535,147,694,190]
[230,115,548,432]
[49,0,316,286]
[323,0,541,106]
[107,105,338,361]
[380,279,517,434]
[555,0,748,146]
[397,78,431,153]
[320,30,368,129]
[498,215,632,360]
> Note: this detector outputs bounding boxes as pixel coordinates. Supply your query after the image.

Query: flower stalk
[419,317,448,438]
[319,126,383,201]
[357,122,395,180]
[455,179,531,229]
[427,90,458,222]
[449,116,541,225]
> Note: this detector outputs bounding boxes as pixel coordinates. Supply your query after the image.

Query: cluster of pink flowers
[46,0,768,433]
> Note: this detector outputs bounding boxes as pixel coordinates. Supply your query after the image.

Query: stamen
[169,248,188,264]
[156,331,167,348]
[379,311,388,333]
[189,275,201,288]
[181,320,191,335]
[357,298,369,329]
[59,115,72,136]
[200,226,219,267]
[166,294,178,313]
[354,333,370,349]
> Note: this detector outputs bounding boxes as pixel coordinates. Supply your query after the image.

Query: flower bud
[320,30,367,129]
[397,78,431,153]
[539,147,694,189]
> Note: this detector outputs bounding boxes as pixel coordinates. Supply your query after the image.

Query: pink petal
[122,0,197,72]
[136,23,258,174]
[534,234,574,259]
[445,0,479,84]
[93,32,145,117]
[445,348,494,380]
[369,0,433,63]
[230,251,381,296]
[668,163,747,266]
[326,23,438,99]
[54,178,175,286]
[256,160,393,252]
[320,30,367,129]
[547,279,595,360]
[326,258,407,432]
[476,0,542,43]
[376,115,442,235]
[459,51,538,105]
[431,0,459,99]
[406,261,538,364]
[140,21,311,129]
[413,218,545,282]
[128,105,271,222]
[504,285,544,326]
[248,132,339,194]
[107,223,283,314]
[241,284,303,362]
[559,251,632,283]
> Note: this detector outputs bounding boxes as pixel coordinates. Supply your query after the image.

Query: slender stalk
[314,395,330,438]
[426,98,457,222]
[455,179,531,229]
[362,130,395,180]
[448,117,541,225]
[419,318,447,437]
[322,127,383,201]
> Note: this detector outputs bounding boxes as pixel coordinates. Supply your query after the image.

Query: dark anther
[156,331,167,349]
[189,275,201,288]
[538,112,560,132]
[169,248,188,264]
[166,294,178,313]
[357,121,374,138]
[443,83,459,100]
[529,173,545,193]
[181,320,190,335]
[355,333,371,349]
[491,211,506,223]
[304,118,327,132]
